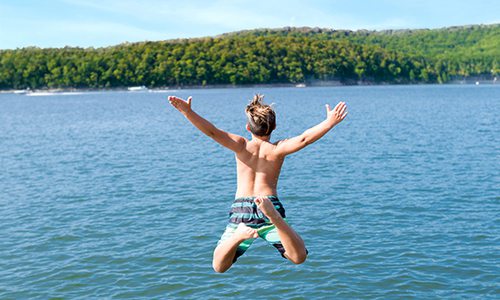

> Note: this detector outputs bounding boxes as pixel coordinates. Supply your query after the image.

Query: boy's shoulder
[273,139,287,146]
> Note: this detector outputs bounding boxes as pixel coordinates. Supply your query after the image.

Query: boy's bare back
[234,138,284,197]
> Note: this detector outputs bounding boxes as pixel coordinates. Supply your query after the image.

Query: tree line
[0,24,498,89]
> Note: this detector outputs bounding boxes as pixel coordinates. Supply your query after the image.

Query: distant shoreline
[1,78,498,94]
[2,25,497,93]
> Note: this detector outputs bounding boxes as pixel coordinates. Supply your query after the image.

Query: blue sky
[0,0,498,49]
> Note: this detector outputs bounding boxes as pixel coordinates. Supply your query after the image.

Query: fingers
[327,102,346,113]
[328,101,347,113]
[338,102,348,120]
[168,95,191,111]
[168,96,176,105]
[335,101,346,112]
[168,95,186,103]
[338,103,347,116]
[248,228,258,239]
[168,96,180,109]
[341,110,348,120]
[248,226,258,238]
[333,102,342,112]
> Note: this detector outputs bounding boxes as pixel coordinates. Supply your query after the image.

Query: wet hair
[245,94,276,136]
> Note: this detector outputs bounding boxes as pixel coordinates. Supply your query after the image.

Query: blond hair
[245,94,276,136]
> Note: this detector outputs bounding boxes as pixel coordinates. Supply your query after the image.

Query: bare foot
[255,197,281,221]
[234,223,258,240]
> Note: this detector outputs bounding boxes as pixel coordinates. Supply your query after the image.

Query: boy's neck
[251,134,271,142]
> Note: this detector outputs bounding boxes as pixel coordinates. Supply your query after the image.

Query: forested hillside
[0,24,498,89]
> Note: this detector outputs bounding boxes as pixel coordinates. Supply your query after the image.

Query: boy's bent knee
[286,251,307,264]
[213,265,227,273]
[212,261,231,273]
[290,254,307,264]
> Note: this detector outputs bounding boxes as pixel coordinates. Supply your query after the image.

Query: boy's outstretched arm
[168,96,246,152]
[275,101,347,157]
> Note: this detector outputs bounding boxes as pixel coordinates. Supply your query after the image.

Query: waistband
[234,195,279,201]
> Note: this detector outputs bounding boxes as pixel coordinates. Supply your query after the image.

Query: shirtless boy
[168,94,347,273]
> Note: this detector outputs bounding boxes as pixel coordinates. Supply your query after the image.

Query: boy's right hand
[326,101,348,125]
[168,96,192,115]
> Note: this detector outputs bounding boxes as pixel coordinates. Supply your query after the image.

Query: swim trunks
[217,195,288,262]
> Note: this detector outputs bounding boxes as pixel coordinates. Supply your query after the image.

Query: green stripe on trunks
[229,212,263,219]
[231,202,256,208]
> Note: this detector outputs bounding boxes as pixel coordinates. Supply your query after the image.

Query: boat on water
[128,86,148,91]
[13,90,28,94]
[295,83,306,88]
[25,92,59,96]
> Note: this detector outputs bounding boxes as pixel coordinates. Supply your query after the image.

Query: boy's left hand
[168,96,192,114]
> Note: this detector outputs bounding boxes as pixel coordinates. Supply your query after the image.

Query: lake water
[0,85,499,299]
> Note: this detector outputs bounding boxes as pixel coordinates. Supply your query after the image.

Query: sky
[0,0,498,49]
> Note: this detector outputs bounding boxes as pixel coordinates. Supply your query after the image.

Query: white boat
[128,86,148,91]
[13,90,28,94]
[26,92,58,96]
[295,83,306,88]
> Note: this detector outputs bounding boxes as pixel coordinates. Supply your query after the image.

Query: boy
[168,94,347,273]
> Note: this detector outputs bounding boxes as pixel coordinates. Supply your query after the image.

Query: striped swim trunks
[217,195,288,262]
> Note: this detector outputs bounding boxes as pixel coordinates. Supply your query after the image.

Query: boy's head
[245,94,276,137]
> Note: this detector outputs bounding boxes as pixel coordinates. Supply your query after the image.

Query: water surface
[0,85,499,299]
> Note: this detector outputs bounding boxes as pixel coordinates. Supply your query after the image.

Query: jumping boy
[168,94,347,273]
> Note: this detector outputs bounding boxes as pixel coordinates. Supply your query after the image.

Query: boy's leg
[255,197,307,264]
[212,223,258,273]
